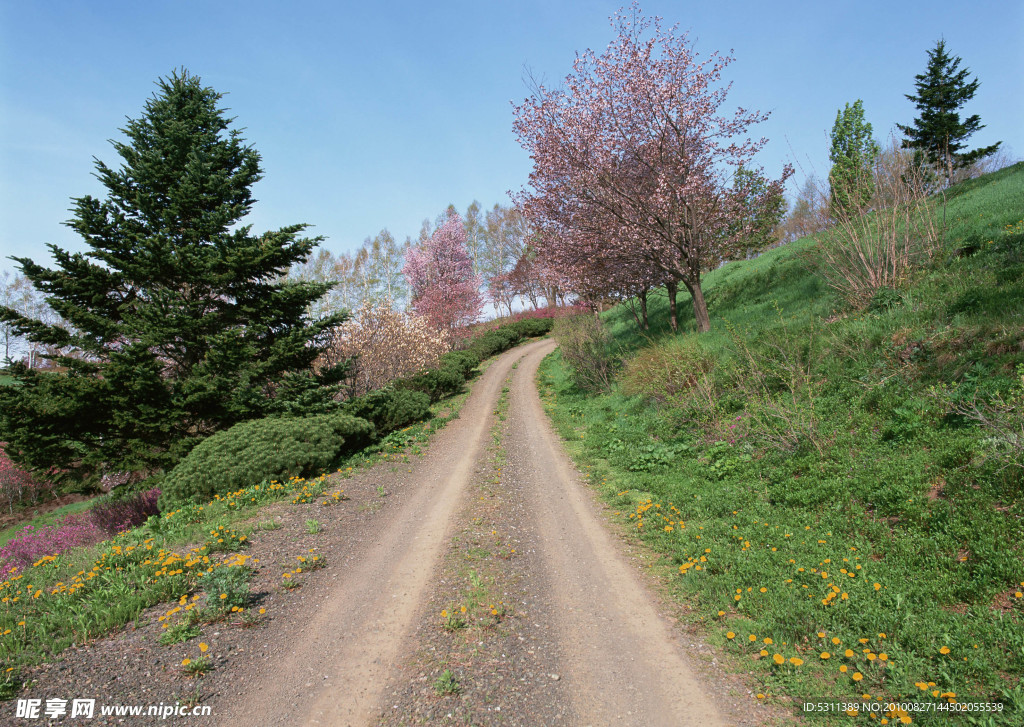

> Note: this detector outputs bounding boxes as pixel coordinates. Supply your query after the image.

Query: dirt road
[216,339,740,726]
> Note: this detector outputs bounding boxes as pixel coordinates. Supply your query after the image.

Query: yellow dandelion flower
[789,657,803,666]
[199,642,208,653]
[939,646,950,655]
[820,652,830,659]
[852,672,863,681]
[772,653,785,665]
[726,632,736,640]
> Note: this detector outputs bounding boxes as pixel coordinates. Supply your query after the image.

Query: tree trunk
[639,288,648,330]
[684,279,711,333]
[665,281,678,333]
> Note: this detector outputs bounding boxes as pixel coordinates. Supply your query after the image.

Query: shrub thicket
[552,315,619,392]
[395,365,465,403]
[159,414,373,507]
[341,388,431,433]
[466,327,523,359]
[508,317,553,338]
[89,487,161,535]
[437,350,480,378]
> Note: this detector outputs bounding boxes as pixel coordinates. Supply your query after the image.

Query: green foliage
[159,413,373,507]
[507,317,554,338]
[897,39,1001,185]
[727,167,787,259]
[433,669,460,695]
[341,388,430,434]
[867,287,903,313]
[395,365,465,403]
[552,315,619,392]
[197,565,251,615]
[467,327,523,359]
[0,70,347,487]
[829,99,879,215]
[159,623,201,646]
[437,350,481,378]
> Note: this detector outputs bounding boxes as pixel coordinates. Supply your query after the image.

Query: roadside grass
[539,164,1024,725]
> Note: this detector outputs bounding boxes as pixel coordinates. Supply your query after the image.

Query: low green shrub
[341,388,430,434]
[159,413,373,507]
[508,317,553,338]
[467,328,522,359]
[438,350,480,378]
[396,365,465,403]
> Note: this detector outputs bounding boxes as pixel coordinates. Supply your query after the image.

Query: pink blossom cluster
[0,488,161,575]
[0,514,105,575]
[404,212,484,337]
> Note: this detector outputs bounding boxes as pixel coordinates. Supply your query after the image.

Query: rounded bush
[341,388,431,434]
[438,350,480,378]
[159,413,374,507]
[509,318,553,338]
[396,365,465,403]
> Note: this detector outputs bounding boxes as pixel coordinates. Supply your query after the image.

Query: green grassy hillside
[540,163,1024,725]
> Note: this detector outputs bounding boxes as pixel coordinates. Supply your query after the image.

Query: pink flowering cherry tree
[403,212,484,338]
[513,2,791,332]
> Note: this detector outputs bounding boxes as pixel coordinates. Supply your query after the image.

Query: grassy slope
[539,163,1024,725]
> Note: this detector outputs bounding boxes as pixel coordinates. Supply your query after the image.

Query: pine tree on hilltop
[0,70,347,487]
[897,39,1001,185]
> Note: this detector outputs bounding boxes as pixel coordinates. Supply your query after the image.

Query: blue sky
[1,0,1020,270]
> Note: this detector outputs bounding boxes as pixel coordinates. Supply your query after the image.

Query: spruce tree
[897,39,1000,185]
[0,70,346,487]
[829,100,879,217]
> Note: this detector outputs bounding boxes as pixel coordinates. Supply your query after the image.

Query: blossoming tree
[513,2,791,332]
[403,212,483,337]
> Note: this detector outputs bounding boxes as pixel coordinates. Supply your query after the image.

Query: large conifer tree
[0,70,345,486]
[897,39,1000,185]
